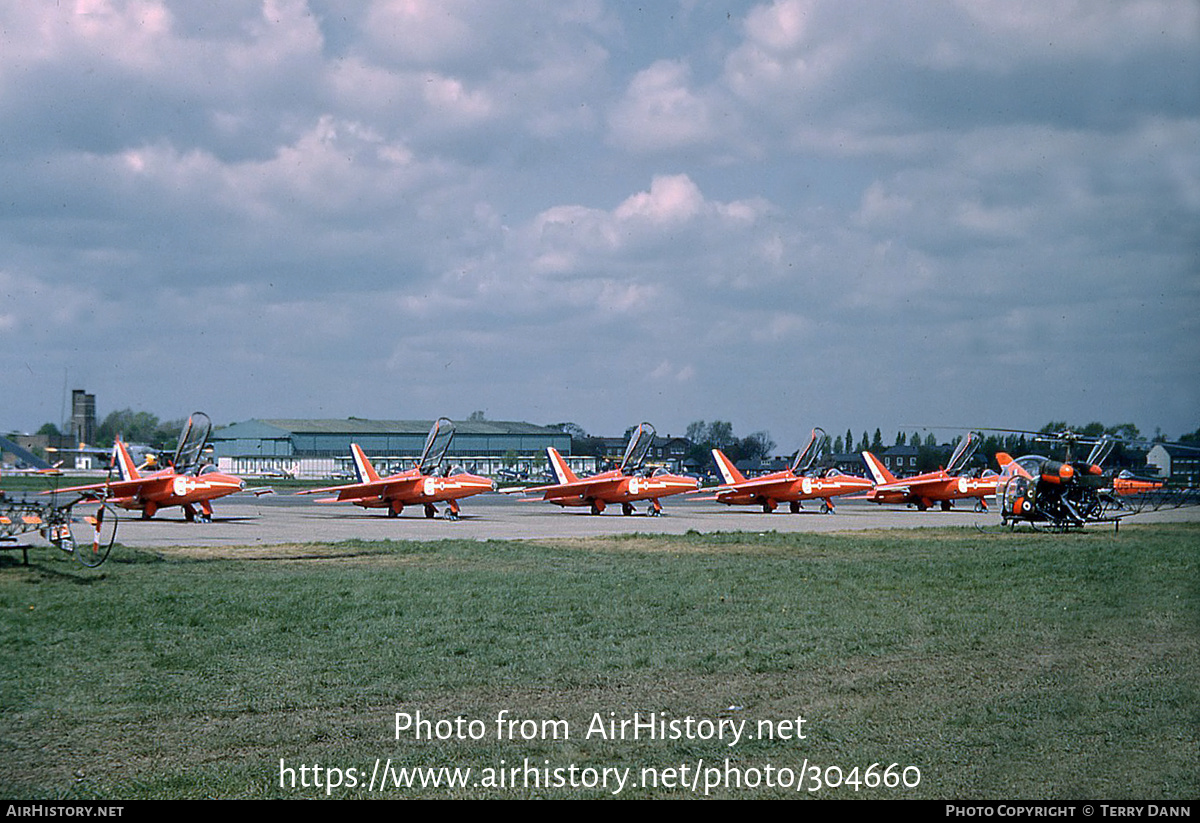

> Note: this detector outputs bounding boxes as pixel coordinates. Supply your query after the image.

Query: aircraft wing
[42,476,168,500]
[845,481,916,500]
[524,476,624,498]
[296,478,417,500]
[707,475,798,495]
[40,479,109,496]
[295,481,371,496]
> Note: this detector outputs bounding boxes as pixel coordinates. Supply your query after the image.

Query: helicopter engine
[1000,458,1107,529]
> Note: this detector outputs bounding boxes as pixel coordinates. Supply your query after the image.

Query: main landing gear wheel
[183,504,212,523]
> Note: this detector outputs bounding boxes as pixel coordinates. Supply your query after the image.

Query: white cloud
[609,60,718,152]
[522,174,767,280]
[0,1,1196,442]
[743,0,814,52]
[613,174,705,223]
[360,0,478,66]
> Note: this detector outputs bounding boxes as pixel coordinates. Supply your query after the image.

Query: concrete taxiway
[58,492,1200,550]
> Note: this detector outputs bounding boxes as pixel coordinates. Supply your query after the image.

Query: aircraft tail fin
[546,447,578,485]
[711,449,746,485]
[350,444,382,484]
[113,439,140,481]
[861,451,897,485]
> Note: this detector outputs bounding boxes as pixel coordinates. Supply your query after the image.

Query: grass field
[1,523,1197,799]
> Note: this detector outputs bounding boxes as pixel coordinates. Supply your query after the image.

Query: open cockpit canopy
[946,430,982,474]
[789,427,828,474]
[418,417,456,476]
[173,412,212,475]
[619,422,656,475]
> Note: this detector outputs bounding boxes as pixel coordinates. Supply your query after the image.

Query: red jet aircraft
[703,427,874,512]
[1110,471,1164,496]
[858,431,1006,511]
[295,418,494,520]
[519,422,698,515]
[44,412,247,522]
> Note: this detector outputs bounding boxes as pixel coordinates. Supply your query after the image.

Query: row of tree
[550,418,1195,476]
[545,419,777,469]
[824,422,1189,473]
[37,410,187,451]
[683,421,776,466]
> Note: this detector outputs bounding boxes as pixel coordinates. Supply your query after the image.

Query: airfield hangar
[209,418,573,480]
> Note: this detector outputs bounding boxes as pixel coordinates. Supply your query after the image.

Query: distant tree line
[547,418,1196,476]
[548,422,606,458]
[683,420,775,466]
[36,409,187,451]
[547,419,777,467]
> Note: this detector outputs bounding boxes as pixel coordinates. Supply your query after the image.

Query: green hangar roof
[211,418,570,458]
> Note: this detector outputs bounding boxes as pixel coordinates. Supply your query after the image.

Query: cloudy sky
[3,0,1197,450]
